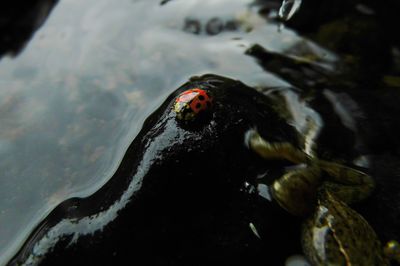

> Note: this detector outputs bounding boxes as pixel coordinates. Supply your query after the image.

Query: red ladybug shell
[174,88,213,121]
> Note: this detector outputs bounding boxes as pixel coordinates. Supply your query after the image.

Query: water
[0,0,338,263]
[278,0,302,21]
[2,0,399,264]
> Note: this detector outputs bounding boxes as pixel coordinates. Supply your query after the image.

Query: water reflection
[0,0,334,263]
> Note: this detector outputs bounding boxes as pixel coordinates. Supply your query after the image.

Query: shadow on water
[1,0,400,265]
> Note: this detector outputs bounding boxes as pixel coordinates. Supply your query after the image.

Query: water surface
[0,0,336,264]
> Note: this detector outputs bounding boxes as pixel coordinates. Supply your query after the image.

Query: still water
[1,0,338,264]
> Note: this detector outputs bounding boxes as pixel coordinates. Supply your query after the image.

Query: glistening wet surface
[1,0,400,265]
[0,0,326,263]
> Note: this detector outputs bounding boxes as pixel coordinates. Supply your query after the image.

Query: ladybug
[173,88,213,121]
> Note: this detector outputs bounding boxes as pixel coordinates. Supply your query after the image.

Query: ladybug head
[173,88,213,123]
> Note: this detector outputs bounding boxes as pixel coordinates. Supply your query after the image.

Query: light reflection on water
[0,0,334,263]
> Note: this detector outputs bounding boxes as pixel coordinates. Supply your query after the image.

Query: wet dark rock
[183,18,201,35]
[10,75,302,265]
[183,17,241,36]
[205,18,224,36]
[224,20,238,31]
[245,44,333,90]
[160,0,173,6]
[0,0,57,58]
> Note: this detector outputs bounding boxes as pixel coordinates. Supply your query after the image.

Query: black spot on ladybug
[196,103,201,109]
[198,95,205,101]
